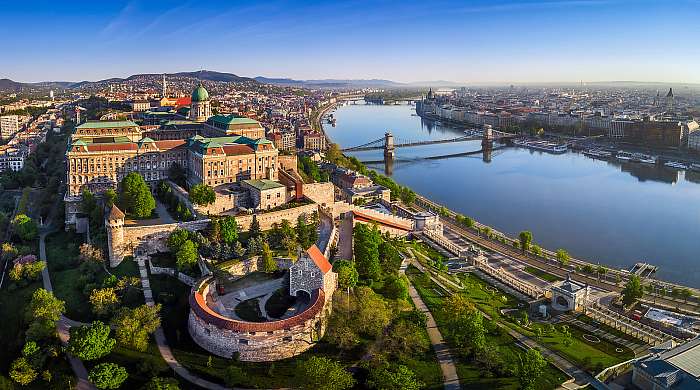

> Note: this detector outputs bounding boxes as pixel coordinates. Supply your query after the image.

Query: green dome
[191,85,209,102]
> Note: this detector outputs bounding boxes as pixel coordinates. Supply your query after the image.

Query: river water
[323,102,700,287]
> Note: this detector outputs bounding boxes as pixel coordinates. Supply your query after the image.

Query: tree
[67,321,116,361]
[81,188,97,213]
[223,366,247,387]
[596,265,608,281]
[119,172,156,218]
[233,241,246,258]
[189,183,215,206]
[622,275,644,305]
[517,348,546,390]
[104,188,117,208]
[11,214,37,242]
[249,214,261,239]
[441,294,485,354]
[367,364,422,390]
[79,243,104,263]
[353,224,381,281]
[89,288,120,317]
[354,287,392,337]
[89,363,128,389]
[27,288,64,326]
[333,260,358,290]
[208,217,221,242]
[383,320,429,360]
[261,242,277,273]
[296,356,355,390]
[167,229,190,252]
[219,216,238,245]
[518,231,533,253]
[175,240,198,271]
[9,358,37,386]
[142,377,180,390]
[556,249,570,266]
[383,274,409,301]
[680,288,693,303]
[112,304,161,352]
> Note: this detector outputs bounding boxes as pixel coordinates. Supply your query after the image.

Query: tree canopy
[175,240,198,271]
[295,356,355,390]
[622,275,644,305]
[11,214,37,242]
[67,321,116,361]
[353,223,382,282]
[118,172,156,218]
[89,363,128,389]
[112,304,161,352]
[220,216,239,245]
[189,183,216,206]
[518,231,533,252]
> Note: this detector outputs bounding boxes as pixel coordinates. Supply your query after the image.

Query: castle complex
[64,84,278,226]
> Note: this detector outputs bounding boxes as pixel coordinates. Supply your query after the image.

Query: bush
[88,363,128,389]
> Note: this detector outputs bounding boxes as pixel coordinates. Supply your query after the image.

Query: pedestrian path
[400,257,461,390]
[39,231,96,390]
[135,257,232,390]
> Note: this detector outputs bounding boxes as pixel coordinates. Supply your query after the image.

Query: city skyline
[3,0,700,84]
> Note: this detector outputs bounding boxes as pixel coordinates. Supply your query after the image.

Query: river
[323,102,700,287]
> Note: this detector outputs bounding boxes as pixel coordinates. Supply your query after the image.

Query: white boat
[690,163,700,172]
[664,161,687,169]
[633,153,657,165]
[584,149,612,159]
[616,151,634,161]
[513,139,567,154]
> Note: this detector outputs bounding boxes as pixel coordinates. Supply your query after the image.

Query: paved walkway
[135,257,232,390]
[400,257,461,390]
[337,212,354,260]
[39,231,96,390]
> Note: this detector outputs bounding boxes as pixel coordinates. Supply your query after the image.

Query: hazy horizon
[3,0,699,84]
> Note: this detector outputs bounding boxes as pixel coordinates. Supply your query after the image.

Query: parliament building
[64,84,279,226]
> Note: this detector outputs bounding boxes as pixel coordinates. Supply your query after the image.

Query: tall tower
[665,88,674,112]
[384,131,395,160]
[189,84,211,122]
[105,204,126,267]
[162,74,167,97]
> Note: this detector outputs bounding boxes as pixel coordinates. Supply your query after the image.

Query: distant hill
[254,77,405,88]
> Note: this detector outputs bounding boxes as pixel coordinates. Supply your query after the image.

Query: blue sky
[2,0,699,83]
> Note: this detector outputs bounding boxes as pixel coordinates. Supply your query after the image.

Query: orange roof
[222,144,255,156]
[176,97,192,106]
[154,139,186,150]
[306,245,332,274]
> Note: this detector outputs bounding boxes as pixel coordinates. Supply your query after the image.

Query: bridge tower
[481,125,494,150]
[384,131,395,160]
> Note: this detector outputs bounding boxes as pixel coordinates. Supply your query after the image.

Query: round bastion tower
[105,204,125,267]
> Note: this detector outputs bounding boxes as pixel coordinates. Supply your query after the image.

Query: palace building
[64,84,280,226]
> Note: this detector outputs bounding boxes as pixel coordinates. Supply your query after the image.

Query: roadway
[413,199,700,315]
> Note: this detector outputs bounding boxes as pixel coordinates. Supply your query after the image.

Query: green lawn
[407,266,568,389]
[45,230,142,322]
[455,271,634,373]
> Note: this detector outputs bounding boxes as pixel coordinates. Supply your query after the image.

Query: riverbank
[319,101,700,291]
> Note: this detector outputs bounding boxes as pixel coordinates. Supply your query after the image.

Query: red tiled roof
[176,97,192,106]
[154,140,186,150]
[87,143,138,152]
[352,210,412,231]
[190,287,325,332]
[306,245,332,274]
[222,144,255,156]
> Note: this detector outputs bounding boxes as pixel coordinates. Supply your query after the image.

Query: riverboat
[632,153,657,165]
[664,161,688,170]
[616,151,634,161]
[583,149,612,159]
[513,139,568,154]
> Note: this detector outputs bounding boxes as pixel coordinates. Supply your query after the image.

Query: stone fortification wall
[302,182,335,207]
[108,203,319,266]
[215,256,294,279]
[188,277,331,361]
[234,203,318,231]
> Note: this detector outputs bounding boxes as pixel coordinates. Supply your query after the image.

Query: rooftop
[76,120,138,129]
[242,179,285,191]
